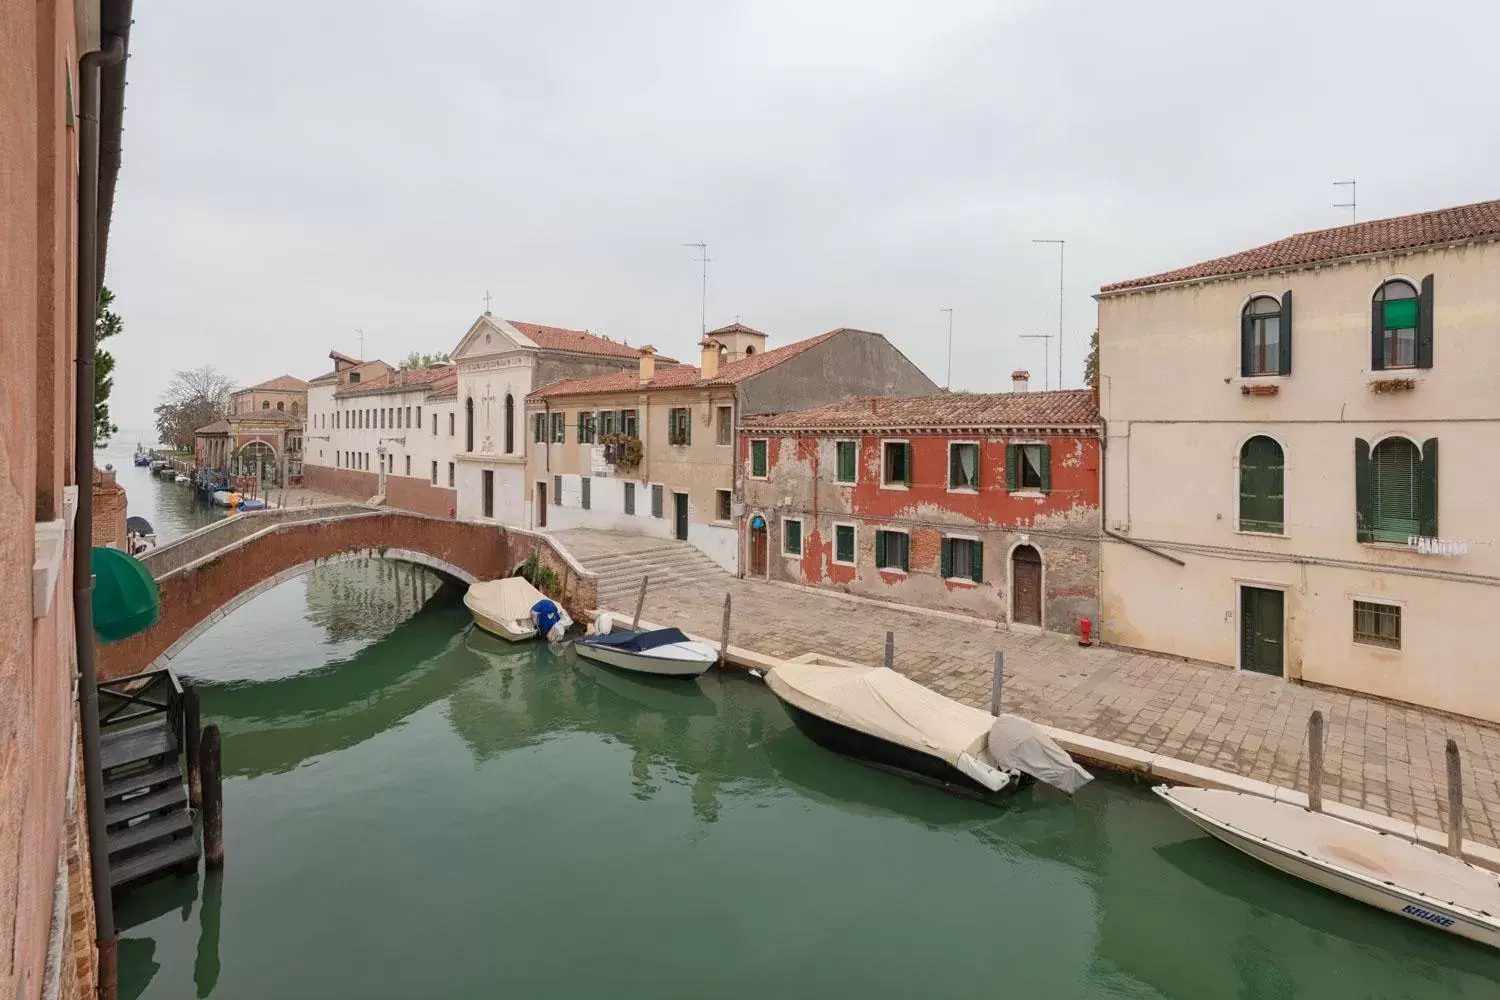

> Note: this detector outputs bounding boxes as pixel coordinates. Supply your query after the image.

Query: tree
[95,286,122,444]
[400,351,451,369]
[1083,328,1099,388]
[154,366,234,451]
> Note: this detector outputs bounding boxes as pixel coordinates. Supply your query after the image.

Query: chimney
[699,338,722,380]
[1011,369,1030,393]
[638,345,657,384]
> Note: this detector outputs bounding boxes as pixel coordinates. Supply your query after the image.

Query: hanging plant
[1369,377,1417,394]
[601,434,643,472]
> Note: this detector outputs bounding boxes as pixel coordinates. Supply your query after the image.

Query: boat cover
[988,715,1093,794]
[466,577,547,624]
[766,664,992,765]
[126,515,154,535]
[579,627,692,653]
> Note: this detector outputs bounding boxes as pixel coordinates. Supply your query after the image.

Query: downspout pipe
[74,31,127,1000]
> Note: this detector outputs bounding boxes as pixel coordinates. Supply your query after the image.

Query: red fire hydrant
[1078,617,1093,647]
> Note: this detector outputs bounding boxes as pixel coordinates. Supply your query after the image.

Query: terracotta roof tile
[740,389,1099,431]
[528,329,847,399]
[1101,198,1500,293]
[194,418,231,435]
[244,374,309,392]
[335,365,456,399]
[426,368,458,400]
[509,320,643,359]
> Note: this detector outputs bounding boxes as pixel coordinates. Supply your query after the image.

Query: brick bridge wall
[101,511,598,679]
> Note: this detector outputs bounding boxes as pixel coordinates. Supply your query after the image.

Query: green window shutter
[970,540,984,583]
[948,449,959,489]
[1239,443,1262,530]
[1006,444,1019,491]
[1417,274,1435,369]
[940,539,952,579]
[875,530,887,567]
[1038,444,1052,493]
[1279,291,1293,375]
[1240,308,1254,377]
[901,444,912,485]
[1354,439,1373,541]
[1239,437,1284,533]
[1419,438,1439,537]
[837,442,856,482]
[1370,300,1384,371]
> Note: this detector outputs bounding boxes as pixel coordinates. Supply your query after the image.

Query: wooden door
[1240,586,1284,676]
[535,482,547,528]
[750,521,768,576]
[1011,545,1042,626]
[673,492,689,541]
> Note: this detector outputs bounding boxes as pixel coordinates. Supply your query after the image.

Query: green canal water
[116,561,1500,999]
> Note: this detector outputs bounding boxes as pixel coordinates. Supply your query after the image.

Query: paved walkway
[602,573,1500,849]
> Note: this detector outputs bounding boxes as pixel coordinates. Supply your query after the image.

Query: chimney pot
[1010,370,1030,393]
[699,338,723,381]
[638,345,657,384]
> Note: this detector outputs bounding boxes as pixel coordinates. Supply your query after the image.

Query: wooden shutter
[940,539,952,579]
[1419,438,1439,538]
[1354,438,1372,541]
[1038,444,1052,493]
[1005,444,1019,491]
[901,444,912,485]
[1240,308,1254,377]
[1279,291,1293,375]
[875,530,887,568]
[970,540,983,583]
[898,533,909,571]
[1370,299,1384,371]
[1417,274,1435,369]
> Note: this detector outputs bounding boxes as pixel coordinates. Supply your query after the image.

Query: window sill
[947,486,979,495]
[1235,529,1287,539]
[782,552,803,560]
[835,479,856,487]
[876,567,907,577]
[944,578,979,589]
[832,559,856,568]
[748,474,768,481]
[1009,490,1046,499]
[1233,373,1288,383]
[879,483,909,491]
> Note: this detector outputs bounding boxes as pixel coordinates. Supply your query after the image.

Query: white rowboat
[464,577,549,641]
[573,626,718,678]
[1155,785,1500,949]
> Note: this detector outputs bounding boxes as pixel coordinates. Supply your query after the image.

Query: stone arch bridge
[99,504,597,680]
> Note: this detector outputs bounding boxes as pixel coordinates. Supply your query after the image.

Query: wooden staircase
[99,669,200,890]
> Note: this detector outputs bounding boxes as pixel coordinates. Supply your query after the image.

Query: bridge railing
[141,503,377,579]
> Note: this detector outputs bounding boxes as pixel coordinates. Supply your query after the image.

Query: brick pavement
[605,574,1500,849]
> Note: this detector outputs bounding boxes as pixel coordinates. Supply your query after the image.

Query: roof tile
[335,365,456,399]
[510,320,644,359]
[739,389,1098,431]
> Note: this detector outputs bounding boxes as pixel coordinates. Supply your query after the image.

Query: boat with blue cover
[573,615,718,677]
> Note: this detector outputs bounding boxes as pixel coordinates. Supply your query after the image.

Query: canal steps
[573,541,731,610]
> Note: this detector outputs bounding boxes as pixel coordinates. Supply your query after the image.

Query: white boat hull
[463,593,538,642]
[1155,787,1500,949]
[574,640,717,678]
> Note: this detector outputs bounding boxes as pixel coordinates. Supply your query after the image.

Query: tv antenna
[1021,333,1053,390]
[939,308,954,389]
[1334,180,1357,223]
[684,242,712,337]
[355,329,365,358]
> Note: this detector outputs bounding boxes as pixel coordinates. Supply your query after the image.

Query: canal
[111,559,1500,999]
[101,436,223,543]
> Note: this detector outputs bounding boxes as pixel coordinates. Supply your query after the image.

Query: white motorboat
[174,474,190,483]
[572,614,718,678]
[464,577,568,641]
[1155,785,1500,949]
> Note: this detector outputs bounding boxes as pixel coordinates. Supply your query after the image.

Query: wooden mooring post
[631,575,648,630]
[1306,710,1324,813]
[1446,738,1464,857]
[718,593,732,667]
[201,725,224,869]
[183,685,202,809]
[991,651,1004,716]
[884,631,894,669]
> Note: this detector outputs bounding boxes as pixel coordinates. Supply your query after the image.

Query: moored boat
[1154,785,1500,948]
[573,615,718,678]
[125,515,156,556]
[464,577,562,641]
[765,662,1091,802]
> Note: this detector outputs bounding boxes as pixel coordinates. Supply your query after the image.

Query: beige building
[1097,199,1500,721]
[526,324,938,573]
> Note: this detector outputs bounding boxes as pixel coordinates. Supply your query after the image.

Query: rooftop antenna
[684,242,712,337]
[1032,238,1065,389]
[1334,180,1357,223]
[1021,333,1053,391]
[483,290,493,316]
[355,328,365,358]
[939,308,954,389]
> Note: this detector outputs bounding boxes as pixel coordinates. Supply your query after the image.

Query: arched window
[504,393,515,453]
[1238,436,1284,534]
[276,401,285,411]
[1372,278,1426,370]
[1240,294,1289,376]
[291,401,299,414]
[465,397,475,452]
[261,400,270,410]
[1367,437,1422,543]
[744,344,756,356]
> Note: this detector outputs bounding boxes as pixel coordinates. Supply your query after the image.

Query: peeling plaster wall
[741,429,1100,631]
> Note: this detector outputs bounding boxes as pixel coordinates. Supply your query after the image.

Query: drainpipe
[73,30,127,1000]
[1098,410,1182,567]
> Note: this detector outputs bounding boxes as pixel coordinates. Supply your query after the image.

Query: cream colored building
[1097,199,1500,722]
[526,324,938,573]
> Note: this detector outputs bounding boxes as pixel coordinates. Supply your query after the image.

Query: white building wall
[539,472,738,573]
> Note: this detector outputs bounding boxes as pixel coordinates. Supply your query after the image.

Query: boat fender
[596,613,613,635]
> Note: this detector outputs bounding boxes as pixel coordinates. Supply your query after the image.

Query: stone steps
[560,533,732,610]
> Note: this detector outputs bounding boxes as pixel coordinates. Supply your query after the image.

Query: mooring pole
[991,651,1004,716]
[1446,738,1464,857]
[183,686,202,810]
[884,631,894,669]
[631,575,648,631]
[718,593,732,667]
[1306,710,1324,813]
[201,725,224,869]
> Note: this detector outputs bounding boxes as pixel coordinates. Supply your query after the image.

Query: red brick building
[738,382,1101,633]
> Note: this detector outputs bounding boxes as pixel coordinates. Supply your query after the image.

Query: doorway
[1239,585,1284,676]
[1011,545,1042,627]
[535,481,547,528]
[749,516,768,577]
[482,470,494,519]
[673,492,689,541]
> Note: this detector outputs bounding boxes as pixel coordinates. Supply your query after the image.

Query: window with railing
[1353,600,1401,649]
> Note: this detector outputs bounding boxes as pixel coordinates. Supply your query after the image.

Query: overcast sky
[106,0,1500,433]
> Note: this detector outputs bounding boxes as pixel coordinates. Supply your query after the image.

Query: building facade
[1098,199,1500,721]
[526,325,939,573]
[737,381,1101,630]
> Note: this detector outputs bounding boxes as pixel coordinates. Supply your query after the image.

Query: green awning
[1383,298,1418,330]
[91,546,160,643]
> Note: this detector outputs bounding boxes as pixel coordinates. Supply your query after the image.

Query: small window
[1238,436,1285,534]
[1353,600,1401,649]
[276,401,285,411]
[600,410,618,437]
[621,409,639,438]
[578,410,596,444]
[1006,444,1050,493]
[348,371,361,385]
[783,518,803,557]
[533,413,545,443]
[835,441,857,484]
[716,406,733,445]
[882,441,910,486]
[449,412,455,436]
[554,475,562,505]
[716,489,732,521]
[668,407,692,445]
[750,439,769,478]
[949,442,979,490]
[581,476,591,510]
[1373,279,1421,370]
[404,455,411,476]
[651,484,664,518]
[431,460,438,484]
[834,524,856,565]
[941,537,984,583]
[551,412,566,444]
[447,462,455,487]
[624,482,636,515]
[416,406,421,428]
[261,400,270,410]
[874,530,909,572]
[1241,296,1285,376]
[432,414,437,435]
